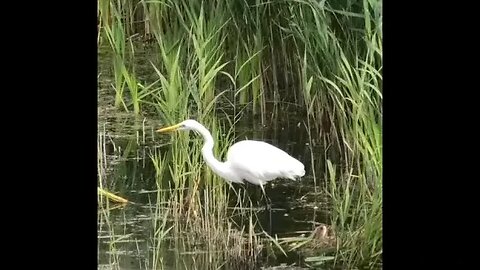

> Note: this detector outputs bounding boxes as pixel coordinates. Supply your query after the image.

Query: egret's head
[156,119,201,133]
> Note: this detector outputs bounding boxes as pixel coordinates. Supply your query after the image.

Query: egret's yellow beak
[156,123,181,133]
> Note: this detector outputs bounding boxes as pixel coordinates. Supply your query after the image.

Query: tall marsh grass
[98,0,382,268]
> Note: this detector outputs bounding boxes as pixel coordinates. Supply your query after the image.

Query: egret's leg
[259,183,271,210]
[259,183,272,234]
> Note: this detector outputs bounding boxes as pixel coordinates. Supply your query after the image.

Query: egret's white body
[157,119,305,186]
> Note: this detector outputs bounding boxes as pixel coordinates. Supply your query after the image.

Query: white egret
[156,119,305,187]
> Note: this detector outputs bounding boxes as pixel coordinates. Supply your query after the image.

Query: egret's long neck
[194,125,231,180]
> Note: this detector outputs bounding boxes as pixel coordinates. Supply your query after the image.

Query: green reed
[290,0,382,267]
[138,2,264,264]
